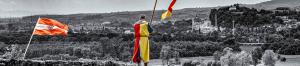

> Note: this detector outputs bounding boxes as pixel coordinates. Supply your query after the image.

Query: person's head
[139,15,146,20]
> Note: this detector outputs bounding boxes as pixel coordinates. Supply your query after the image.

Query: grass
[255,55,300,66]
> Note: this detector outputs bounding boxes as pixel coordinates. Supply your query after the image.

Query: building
[192,18,217,33]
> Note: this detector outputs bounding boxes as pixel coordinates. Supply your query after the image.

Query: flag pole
[150,0,158,25]
[23,17,39,59]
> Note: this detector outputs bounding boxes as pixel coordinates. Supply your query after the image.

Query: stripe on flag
[161,0,176,20]
[33,18,68,36]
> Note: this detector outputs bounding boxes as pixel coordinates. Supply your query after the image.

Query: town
[0,0,300,66]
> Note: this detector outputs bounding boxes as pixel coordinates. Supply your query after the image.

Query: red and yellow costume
[132,20,153,63]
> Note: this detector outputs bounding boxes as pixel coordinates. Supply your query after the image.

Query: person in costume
[132,15,153,66]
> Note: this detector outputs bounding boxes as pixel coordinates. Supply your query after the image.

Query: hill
[19,7,211,25]
[243,0,300,9]
[2,0,300,25]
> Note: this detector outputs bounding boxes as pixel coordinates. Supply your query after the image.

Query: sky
[0,0,271,17]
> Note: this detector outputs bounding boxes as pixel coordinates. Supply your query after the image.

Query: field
[149,56,213,66]
[256,55,300,66]
[143,55,300,66]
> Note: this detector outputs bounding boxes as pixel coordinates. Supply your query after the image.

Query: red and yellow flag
[161,0,176,20]
[33,18,68,36]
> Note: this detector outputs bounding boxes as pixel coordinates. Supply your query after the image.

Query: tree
[221,47,253,66]
[220,47,235,66]
[213,51,223,61]
[222,38,241,51]
[7,23,18,33]
[160,45,172,66]
[251,47,263,66]
[262,50,277,66]
[1,45,23,59]
[235,51,253,66]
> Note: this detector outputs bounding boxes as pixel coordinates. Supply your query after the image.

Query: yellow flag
[161,10,173,20]
[161,0,176,20]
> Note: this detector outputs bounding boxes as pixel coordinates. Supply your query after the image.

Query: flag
[161,0,176,20]
[33,18,68,36]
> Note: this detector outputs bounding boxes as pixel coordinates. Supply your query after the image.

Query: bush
[33,54,78,60]
[104,61,120,66]
[182,60,196,66]
[207,61,221,66]
[280,57,286,62]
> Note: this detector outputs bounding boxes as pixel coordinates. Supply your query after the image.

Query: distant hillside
[20,8,211,25]
[294,6,300,11]
[243,0,300,9]
[3,0,300,25]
